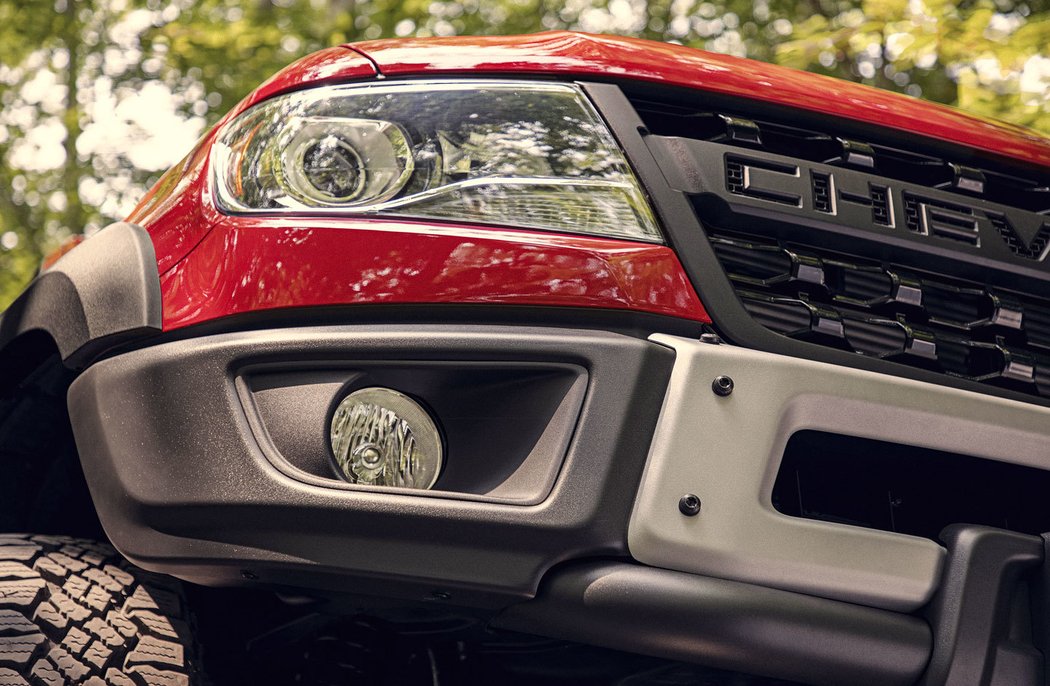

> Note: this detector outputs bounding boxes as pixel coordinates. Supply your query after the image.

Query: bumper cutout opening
[772,430,1050,540]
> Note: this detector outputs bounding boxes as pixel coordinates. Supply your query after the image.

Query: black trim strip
[494,561,931,686]
[96,303,707,364]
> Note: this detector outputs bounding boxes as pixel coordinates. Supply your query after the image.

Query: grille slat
[739,294,813,337]
[923,283,997,330]
[840,317,910,358]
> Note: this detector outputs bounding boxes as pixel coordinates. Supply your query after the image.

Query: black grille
[625,91,1050,401]
[725,157,745,194]
[632,97,1050,221]
[713,230,1050,397]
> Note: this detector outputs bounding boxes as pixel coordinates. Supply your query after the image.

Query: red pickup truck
[2,31,1050,686]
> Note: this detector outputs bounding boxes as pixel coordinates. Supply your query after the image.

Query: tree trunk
[60,0,82,238]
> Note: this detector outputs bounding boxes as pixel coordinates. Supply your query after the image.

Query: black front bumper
[67,322,1050,686]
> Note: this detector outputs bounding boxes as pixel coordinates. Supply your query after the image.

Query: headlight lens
[212,81,662,242]
[277,118,413,206]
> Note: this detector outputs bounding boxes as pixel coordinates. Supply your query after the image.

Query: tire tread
[0,536,198,685]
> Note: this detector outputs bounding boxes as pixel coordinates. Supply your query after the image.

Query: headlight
[212,80,662,242]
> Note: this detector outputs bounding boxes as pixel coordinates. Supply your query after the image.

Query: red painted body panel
[245,47,377,109]
[127,132,224,275]
[159,216,710,330]
[346,32,1050,168]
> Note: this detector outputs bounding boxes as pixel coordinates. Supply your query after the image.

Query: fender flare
[0,222,162,371]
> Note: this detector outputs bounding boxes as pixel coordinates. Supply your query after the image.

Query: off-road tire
[0,535,200,685]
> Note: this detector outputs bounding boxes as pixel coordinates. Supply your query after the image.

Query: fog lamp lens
[329,387,443,489]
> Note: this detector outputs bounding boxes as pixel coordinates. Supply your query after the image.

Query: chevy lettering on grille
[648,135,1050,271]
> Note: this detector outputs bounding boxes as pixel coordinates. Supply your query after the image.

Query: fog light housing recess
[329,387,443,489]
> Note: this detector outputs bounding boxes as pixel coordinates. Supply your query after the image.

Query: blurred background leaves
[0,0,1048,308]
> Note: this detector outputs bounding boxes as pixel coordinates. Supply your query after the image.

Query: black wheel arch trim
[0,222,162,374]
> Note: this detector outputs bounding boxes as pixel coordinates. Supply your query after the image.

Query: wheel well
[0,329,104,538]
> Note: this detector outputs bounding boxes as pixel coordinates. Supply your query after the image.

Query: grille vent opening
[811,172,833,213]
[772,431,1050,541]
[903,193,980,246]
[870,185,891,226]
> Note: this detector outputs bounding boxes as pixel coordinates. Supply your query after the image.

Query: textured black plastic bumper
[68,324,673,608]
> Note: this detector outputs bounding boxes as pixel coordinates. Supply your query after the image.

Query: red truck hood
[341,31,1050,169]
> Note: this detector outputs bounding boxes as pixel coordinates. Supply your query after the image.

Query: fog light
[329,387,443,489]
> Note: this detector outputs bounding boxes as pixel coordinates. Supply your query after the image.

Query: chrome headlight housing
[212,80,662,242]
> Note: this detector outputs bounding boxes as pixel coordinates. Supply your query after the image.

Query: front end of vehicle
[8,31,1050,685]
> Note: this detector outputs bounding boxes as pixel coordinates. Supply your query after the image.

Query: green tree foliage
[777,0,1050,132]
[0,0,1048,309]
